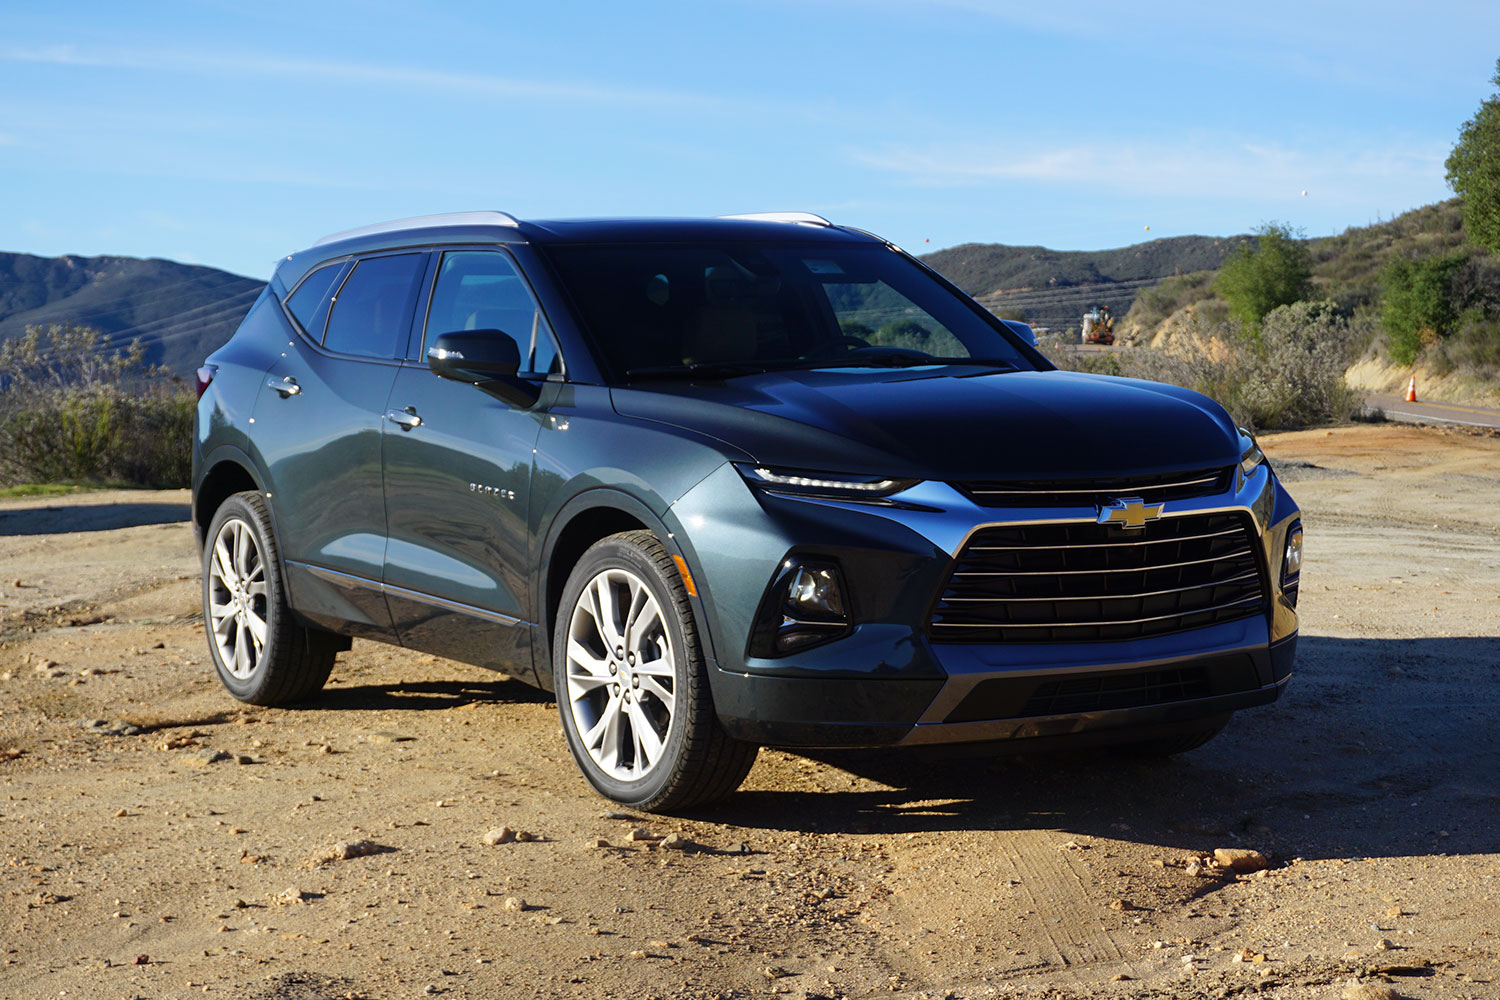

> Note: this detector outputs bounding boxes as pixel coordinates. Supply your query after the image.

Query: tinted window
[425,251,560,375]
[284,263,343,337]
[541,243,1032,378]
[324,254,426,359]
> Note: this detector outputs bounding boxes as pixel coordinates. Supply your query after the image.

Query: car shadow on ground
[305,676,553,712]
[710,635,1500,863]
[0,501,190,535]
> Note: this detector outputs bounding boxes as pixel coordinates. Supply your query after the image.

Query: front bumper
[672,458,1301,751]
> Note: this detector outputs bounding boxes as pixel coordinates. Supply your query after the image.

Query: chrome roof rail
[719,211,833,227]
[314,211,521,246]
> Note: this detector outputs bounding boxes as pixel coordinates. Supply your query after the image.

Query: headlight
[749,558,852,656]
[1281,521,1303,607]
[1237,428,1267,488]
[735,463,917,499]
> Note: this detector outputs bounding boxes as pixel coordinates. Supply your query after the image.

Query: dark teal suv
[192,211,1302,810]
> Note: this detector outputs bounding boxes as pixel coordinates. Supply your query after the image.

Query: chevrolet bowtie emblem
[1097,497,1164,529]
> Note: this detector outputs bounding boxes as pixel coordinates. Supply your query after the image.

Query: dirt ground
[1,422,1497,1000]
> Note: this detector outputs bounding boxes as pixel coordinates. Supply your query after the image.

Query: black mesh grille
[956,467,1233,508]
[1022,667,1210,716]
[943,654,1259,722]
[930,512,1266,643]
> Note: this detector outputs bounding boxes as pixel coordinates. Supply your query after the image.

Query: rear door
[380,248,559,681]
[254,251,427,638]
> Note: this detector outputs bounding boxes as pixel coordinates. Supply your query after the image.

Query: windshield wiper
[807,354,1017,371]
[624,361,777,380]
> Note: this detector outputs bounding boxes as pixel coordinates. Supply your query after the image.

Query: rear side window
[425,251,561,375]
[324,253,426,359]
[284,263,343,338]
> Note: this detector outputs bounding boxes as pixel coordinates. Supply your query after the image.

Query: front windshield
[540,242,1036,378]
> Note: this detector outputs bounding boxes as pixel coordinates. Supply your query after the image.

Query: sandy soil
[2,423,1497,1000]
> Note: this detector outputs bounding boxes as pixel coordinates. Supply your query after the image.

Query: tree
[1446,58,1500,254]
[1214,222,1313,335]
[1380,252,1468,365]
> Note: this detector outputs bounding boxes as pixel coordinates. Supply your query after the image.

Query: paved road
[1365,392,1500,430]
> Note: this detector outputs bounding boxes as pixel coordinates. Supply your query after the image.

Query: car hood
[610,367,1242,482]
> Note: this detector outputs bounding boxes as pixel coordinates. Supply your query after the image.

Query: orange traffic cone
[1405,376,1418,403]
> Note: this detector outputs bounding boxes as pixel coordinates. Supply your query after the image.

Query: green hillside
[1122,199,1487,337]
[919,233,1255,330]
[0,252,262,376]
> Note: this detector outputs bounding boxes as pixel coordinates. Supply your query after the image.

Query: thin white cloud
[852,137,1448,205]
[0,43,726,112]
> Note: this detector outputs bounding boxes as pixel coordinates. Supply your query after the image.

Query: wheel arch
[194,447,265,540]
[537,489,711,692]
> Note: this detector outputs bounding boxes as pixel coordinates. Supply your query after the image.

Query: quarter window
[324,253,426,359]
[426,251,561,375]
[284,262,343,338]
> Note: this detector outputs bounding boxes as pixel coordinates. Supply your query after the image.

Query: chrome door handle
[266,376,302,397]
[384,406,422,430]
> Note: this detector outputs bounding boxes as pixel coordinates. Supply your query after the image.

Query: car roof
[273,211,885,291]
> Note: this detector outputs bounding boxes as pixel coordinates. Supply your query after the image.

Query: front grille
[930,512,1266,643]
[956,467,1233,508]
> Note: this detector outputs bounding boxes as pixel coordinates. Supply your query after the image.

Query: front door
[380,249,560,681]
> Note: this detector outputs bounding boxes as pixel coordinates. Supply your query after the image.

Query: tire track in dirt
[1001,830,1134,978]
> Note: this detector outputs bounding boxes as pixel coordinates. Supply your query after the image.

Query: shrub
[1042,301,1360,430]
[1380,252,1468,365]
[1214,223,1313,335]
[0,324,195,488]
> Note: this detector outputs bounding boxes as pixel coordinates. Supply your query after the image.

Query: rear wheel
[553,530,757,811]
[203,491,338,705]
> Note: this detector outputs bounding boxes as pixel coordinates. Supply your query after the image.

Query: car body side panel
[381,362,546,681]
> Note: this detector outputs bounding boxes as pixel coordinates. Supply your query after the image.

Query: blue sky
[2,1,1497,279]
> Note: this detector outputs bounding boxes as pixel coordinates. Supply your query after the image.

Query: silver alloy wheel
[207,518,269,680]
[564,567,677,782]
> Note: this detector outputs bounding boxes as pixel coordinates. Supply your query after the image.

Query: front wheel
[553,530,757,811]
[202,491,338,705]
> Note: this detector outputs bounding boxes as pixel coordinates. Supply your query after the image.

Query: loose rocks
[502,896,527,912]
[1212,848,1269,872]
[1341,983,1403,1000]
[180,749,231,767]
[78,718,141,736]
[482,827,516,846]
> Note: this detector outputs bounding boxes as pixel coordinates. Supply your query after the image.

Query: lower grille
[943,654,1258,722]
[930,512,1266,643]
[1022,667,1209,716]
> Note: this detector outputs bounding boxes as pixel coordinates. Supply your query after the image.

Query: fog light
[750,559,852,656]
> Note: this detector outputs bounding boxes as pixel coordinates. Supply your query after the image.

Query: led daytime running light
[751,467,902,492]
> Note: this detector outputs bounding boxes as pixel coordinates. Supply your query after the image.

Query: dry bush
[1042,301,1362,431]
[0,325,195,487]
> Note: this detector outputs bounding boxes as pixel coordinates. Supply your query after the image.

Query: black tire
[553,530,757,811]
[1119,715,1229,757]
[202,491,338,706]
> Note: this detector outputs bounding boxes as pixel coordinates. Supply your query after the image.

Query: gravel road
[1,422,1496,1000]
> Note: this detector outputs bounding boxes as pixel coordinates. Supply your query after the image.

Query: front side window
[425,250,560,376]
[540,243,1033,379]
[323,253,426,359]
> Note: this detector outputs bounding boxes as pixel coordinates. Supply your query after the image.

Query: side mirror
[426,330,540,408]
[426,330,521,381]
